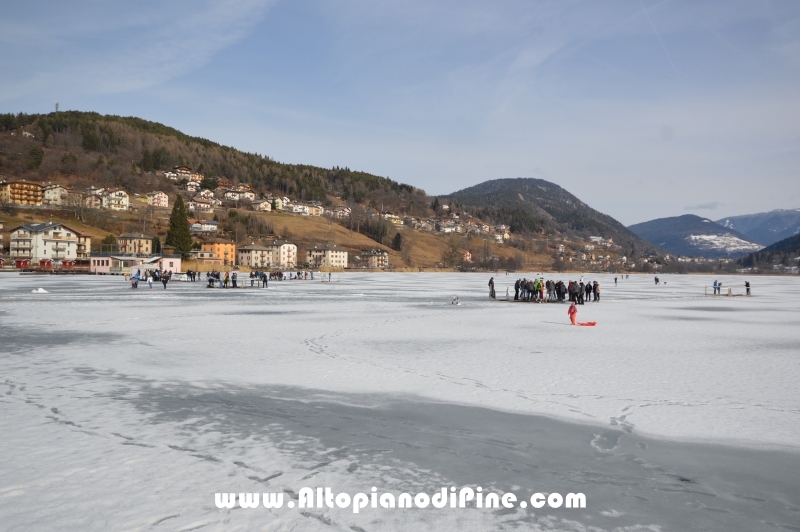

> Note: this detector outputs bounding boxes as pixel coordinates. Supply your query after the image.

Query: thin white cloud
[685,202,724,210]
[0,0,276,100]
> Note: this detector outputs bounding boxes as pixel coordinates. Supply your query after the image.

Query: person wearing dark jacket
[488,277,496,299]
[514,279,520,300]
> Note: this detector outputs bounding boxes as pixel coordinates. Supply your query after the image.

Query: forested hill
[0,111,427,212]
[445,178,661,256]
[737,233,800,269]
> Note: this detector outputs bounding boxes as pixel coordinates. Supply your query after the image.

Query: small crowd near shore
[127,269,173,289]
[488,276,601,303]
[202,269,322,288]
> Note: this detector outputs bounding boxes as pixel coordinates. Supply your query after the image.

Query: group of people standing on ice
[203,269,316,288]
[206,270,240,288]
[506,276,601,303]
[128,269,172,290]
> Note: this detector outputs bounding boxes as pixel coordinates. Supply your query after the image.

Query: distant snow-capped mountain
[628,214,762,258]
[716,208,800,246]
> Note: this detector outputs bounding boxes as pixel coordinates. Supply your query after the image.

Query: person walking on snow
[568,302,578,325]
[488,277,496,299]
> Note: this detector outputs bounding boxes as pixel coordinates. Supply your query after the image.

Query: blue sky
[2,0,799,224]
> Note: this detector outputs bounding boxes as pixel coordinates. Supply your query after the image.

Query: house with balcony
[266,240,297,267]
[238,245,273,268]
[83,193,104,209]
[189,219,218,234]
[251,200,272,212]
[307,244,349,269]
[105,189,129,211]
[187,197,214,214]
[43,183,68,206]
[361,249,389,269]
[330,205,351,219]
[0,180,43,205]
[118,233,153,255]
[146,191,169,208]
[187,249,221,264]
[8,222,83,263]
[265,196,283,210]
[173,166,192,179]
[201,239,236,266]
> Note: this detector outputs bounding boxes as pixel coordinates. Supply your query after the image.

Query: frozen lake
[1,272,799,531]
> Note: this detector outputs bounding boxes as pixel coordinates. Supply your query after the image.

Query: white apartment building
[9,222,82,262]
[105,189,129,211]
[42,183,68,206]
[146,191,168,208]
[306,244,349,269]
[238,245,273,268]
[267,241,297,267]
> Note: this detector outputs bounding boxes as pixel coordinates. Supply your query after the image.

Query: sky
[1,0,799,225]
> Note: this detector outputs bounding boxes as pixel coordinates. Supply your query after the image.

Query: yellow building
[0,180,43,205]
[118,233,152,255]
[8,180,43,205]
[201,239,237,266]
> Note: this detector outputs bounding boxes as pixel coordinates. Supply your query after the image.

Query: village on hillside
[0,165,695,274]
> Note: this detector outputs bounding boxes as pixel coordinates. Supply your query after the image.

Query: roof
[4,179,42,186]
[9,222,82,234]
[239,245,271,251]
[308,243,349,252]
[268,240,295,247]
[119,233,152,239]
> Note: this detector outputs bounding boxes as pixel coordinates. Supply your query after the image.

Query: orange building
[201,239,237,266]
[1,180,43,205]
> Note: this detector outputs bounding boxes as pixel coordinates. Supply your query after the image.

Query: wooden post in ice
[727,286,732,297]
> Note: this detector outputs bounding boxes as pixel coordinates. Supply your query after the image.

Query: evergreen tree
[27,146,44,169]
[165,195,193,259]
[100,234,117,253]
[151,236,162,254]
[392,232,403,251]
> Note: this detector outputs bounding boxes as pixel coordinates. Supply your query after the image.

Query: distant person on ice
[488,277,496,299]
[745,281,751,296]
[568,302,578,325]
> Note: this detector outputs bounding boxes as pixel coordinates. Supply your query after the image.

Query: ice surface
[1,272,799,531]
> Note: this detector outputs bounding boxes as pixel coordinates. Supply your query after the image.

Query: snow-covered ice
[1,272,799,531]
